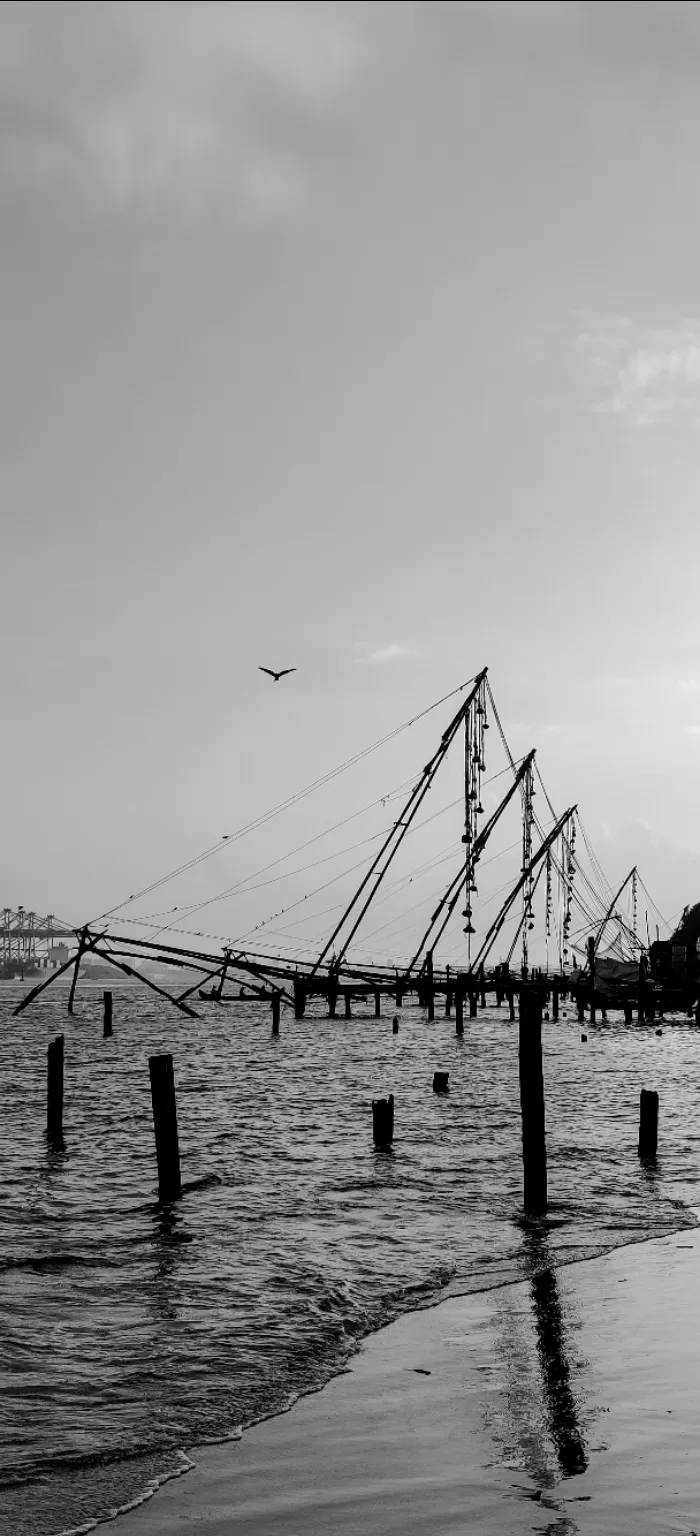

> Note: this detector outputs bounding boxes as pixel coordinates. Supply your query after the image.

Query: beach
[111,1220,700,1536]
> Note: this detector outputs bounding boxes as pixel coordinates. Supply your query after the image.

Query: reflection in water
[41,1133,68,1174]
[150,1204,192,1323]
[526,1229,588,1480]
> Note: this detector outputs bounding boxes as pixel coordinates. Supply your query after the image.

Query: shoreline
[98,1212,700,1536]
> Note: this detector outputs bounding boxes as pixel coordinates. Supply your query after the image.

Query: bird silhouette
[259,667,297,682]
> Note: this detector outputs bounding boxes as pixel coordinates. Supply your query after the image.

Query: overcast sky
[3,1,700,954]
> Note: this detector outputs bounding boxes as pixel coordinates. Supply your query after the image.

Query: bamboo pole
[91,947,199,1019]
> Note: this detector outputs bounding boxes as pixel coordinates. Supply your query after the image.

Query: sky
[3,0,700,960]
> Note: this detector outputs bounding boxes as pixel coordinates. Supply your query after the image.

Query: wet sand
[112,1222,700,1535]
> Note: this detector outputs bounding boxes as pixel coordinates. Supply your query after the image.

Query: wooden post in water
[328,979,337,1019]
[372,1094,394,1146]
[271,995,280,1035]
[47,1034,64,1142]
[479,964,487,1010]
[148,1054,182,1202]
[455,987,464,1036]
[552,987,559,1023]
[508,986,516,1021]
[638,1089,658,1158]
[374,989,381,1019]
[445,966,452,1016]
[426,950,435,1021]
[103,990,113,1038]
[433,1071,449,1093]
[343,990,351,1020]
[469,988,478,1018]
[294,977,306,1020]
[518,988,547,1216]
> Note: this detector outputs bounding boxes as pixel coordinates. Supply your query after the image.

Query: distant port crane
[1,908,74,972]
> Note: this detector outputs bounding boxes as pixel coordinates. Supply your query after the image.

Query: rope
[89,675,477,924]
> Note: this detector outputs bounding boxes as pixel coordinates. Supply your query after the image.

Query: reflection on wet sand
[489,1225,588,1497]
[530,1259,588,1478]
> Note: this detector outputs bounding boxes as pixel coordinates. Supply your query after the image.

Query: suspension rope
[90,674,478,925]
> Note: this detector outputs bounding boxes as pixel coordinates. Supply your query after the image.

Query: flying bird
[259,667,297,682]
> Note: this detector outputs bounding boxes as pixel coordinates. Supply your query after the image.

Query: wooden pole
[294,977,306,1019]
[479,964,486,1009]
[426,950,434,1021]
[469,988,478,1018]
[374,989,381,1019]
[433,1071,449,1093]
[47,1034,64,1142]
[638,1089,658,1158]
[216,949,231,1002]
[67,930,89,1015]
[344,990,352,1019]
[103,990,113,1038]
[148,1054,182,1202]
[271,995,280,1035]
[508,986,516,1021]
[552,987,559,1023]
[518,988,547,1216]
[328,979,337,1019]
[92,947,200,1018]
[455,987,464,1036]
[372,1094,394,1146]
[12,949,81,1016]
[587,935,596,1024]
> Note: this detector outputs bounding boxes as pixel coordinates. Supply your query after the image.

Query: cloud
[355,642,416,665]
[577,313,700,427]
[0,1,386,219]
[678,679,700,694]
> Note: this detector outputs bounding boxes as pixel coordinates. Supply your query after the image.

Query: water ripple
[1,982,698,1533]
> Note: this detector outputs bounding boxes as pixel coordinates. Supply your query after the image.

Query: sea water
[1,981,698,1535]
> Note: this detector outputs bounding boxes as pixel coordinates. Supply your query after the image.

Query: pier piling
[518,989,547,1216]
[372,1094,394,1147]
[638,1089,659,1158]
[47,1034,64,1143]
[271,995,280,1035]
[433,1071,449,1093]
[148,1053,182,1202]
[103,991,113,1038]
[374,989,381,1019]
[455,988,464,1036]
